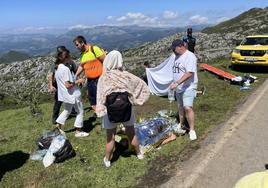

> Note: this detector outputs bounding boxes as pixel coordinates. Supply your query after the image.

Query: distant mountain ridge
[0,25,206,56]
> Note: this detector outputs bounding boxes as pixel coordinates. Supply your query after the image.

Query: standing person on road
[183,28,196,53]
[73,36,106,113]
[48,46,77,125]
[54,48,89,138]
[169,39,198,141]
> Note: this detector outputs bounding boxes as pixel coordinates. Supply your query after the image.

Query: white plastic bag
[43,135,66,168]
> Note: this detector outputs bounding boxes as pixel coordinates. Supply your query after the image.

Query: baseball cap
[170,39,184,50]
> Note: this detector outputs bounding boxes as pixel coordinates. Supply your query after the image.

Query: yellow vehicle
[231,35,268,66]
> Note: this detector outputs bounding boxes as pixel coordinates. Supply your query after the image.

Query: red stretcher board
[199,63,236,80]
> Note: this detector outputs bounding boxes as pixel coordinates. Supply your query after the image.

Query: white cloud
[189,15,208,24]
[216,17,230,23]
[113,12,158,26]
[117,16,127,22]
[104,11,227,27]
[14,26,51,32]
[163,11,178,19]
[68,24,93,30]
[0,26,66,34]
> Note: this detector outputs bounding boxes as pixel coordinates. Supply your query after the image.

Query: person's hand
[49,85,56,94]
[76,78,85,85]
[169,82,178,90]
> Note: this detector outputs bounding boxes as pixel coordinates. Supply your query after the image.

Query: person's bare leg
[125,126,140,154]
[105,128,116,161]
[185,107,195,130]
[179,106,185,125]
[161,133,177,145]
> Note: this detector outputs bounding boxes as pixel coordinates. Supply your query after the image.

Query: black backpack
[187,37,195,53]
[105,92,132,123]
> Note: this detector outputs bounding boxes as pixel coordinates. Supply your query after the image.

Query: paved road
[161,78,268,188]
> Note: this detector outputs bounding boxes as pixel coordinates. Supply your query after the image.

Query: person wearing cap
[183,28,196,53]
[169,39,198,141]
[48,46,77,125]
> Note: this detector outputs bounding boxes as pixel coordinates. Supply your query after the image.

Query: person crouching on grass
[54,48,89,138]
[96,50,150,168]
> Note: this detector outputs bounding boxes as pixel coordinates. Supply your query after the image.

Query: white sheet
[146,54,175,96]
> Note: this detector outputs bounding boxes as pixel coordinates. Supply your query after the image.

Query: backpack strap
[90,45,97,58]
[90,45,104,63]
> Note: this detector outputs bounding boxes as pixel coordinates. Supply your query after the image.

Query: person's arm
[48,72,55,94]
[64,78,85,89]
[170,72,193,89]
[98,54,106,63]
[75,64,84,77]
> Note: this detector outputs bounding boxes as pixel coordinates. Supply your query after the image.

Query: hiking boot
[75,131,89,138]
[103,157,111,168]
[189,130,197,141]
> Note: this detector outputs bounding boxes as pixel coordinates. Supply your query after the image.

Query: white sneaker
[189,130,197,141]
[103,157,111,168]
[174,123,186,134]
[75,131,89,138]
[137,153,144,160]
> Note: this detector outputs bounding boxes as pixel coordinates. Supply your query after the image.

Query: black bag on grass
[37,129,60,149]
[105,92,132,123]
[53,139,76,163]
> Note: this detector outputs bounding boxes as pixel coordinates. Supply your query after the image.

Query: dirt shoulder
[160,78,268,188]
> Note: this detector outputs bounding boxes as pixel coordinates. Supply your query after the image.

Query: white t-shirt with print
[172,50,198,93]
[55,64,81,104]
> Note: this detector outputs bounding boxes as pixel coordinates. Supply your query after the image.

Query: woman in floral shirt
[96,50,150,168]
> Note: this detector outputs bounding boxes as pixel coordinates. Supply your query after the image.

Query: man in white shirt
[55,50,89,138]
[169,39,198,140]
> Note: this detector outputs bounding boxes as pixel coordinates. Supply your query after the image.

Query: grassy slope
[202,8,262,34]
[0,58,268,187]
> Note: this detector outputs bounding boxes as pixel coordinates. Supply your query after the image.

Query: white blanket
[146,54,175,96]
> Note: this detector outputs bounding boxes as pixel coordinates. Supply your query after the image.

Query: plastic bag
[53,139,76,163]
[43,134,65,168]
[30,149,47,160]
[37,129,61,150]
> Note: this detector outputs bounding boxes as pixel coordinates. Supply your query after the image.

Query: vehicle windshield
[241,37,268,45]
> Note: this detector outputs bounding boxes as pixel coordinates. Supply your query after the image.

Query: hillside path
[161,78,268,188]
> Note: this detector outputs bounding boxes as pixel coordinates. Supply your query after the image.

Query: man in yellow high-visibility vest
[73,36,106,113]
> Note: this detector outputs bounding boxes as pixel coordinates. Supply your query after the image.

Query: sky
[0,0,267,34]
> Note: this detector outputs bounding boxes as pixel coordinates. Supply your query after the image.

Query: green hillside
[0,50,31,64]
[202,7,268,34]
